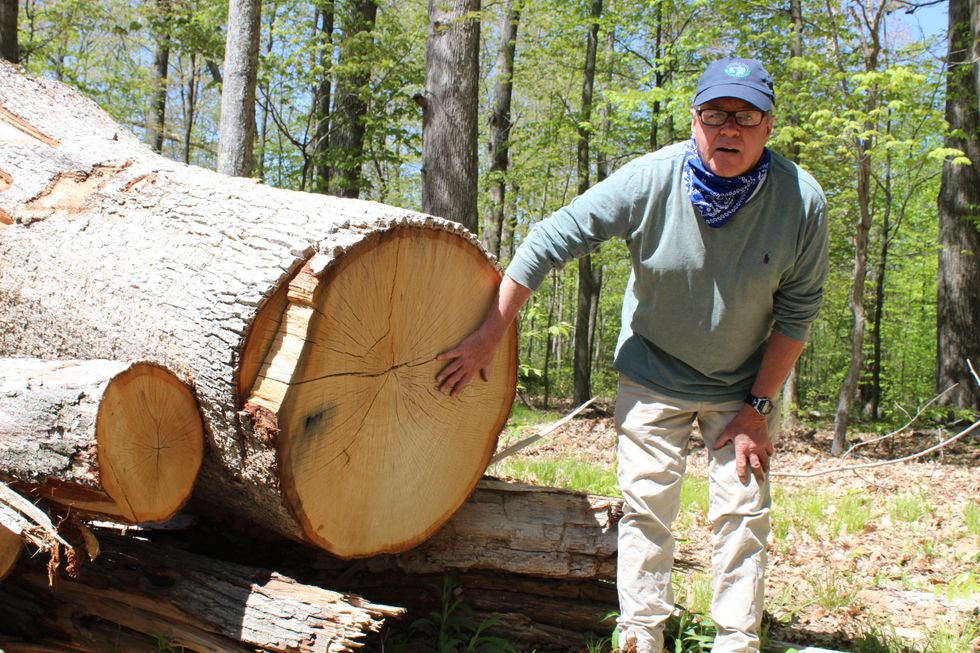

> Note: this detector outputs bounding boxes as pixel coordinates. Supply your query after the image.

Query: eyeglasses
[696,108,768,127]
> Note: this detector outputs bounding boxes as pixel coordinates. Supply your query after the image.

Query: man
[436,57,828,653]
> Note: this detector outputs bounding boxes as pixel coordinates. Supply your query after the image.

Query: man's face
[691,97,773,178]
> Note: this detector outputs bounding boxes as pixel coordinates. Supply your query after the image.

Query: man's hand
[714,405,774,484]
[435,329,496,397]
[434,276,532,398]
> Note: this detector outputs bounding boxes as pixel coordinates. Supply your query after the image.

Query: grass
[492,456,620,496]
[889,491,932,523]
[964,501,980,540]
[807,569,860,610]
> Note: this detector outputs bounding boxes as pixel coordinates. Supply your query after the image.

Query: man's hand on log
[435,329,496,397]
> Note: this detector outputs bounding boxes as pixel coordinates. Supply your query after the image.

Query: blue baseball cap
[693,58,775,112]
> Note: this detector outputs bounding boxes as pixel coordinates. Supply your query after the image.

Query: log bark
[0,61,518,557]
[0,530,404,653]
[0,359,203,523]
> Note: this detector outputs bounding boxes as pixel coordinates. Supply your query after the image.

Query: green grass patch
[674,570,713,616]
[925,617,980,653]
[889,491,932,523]
[807,569,860,610]
[965,501,980,540]
[772,487,831,539]
[834,491,875,536]
[680,476,709,516]
[492,456,620,496]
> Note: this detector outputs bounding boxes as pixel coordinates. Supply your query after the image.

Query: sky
[896,1,949,44]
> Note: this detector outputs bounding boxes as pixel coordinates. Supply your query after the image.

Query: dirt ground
[500,402,980,651]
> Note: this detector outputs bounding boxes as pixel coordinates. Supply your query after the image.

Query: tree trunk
[937,0,980,410]
[329,0,376,198]
[833,1,885,454]
[0,62,517,558]
[573,0,602,406]
[311,1,334,194]
[0,359,203,524]
[218,0,262,177]
[0,0,17,64]
[145,0,171,154]
[183,51,198,164]
[0,530,403,652]
[421,0,480,232]
[481,0,520,260]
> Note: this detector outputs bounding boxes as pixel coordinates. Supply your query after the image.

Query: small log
[0,358,204,523]
[0,530,404,653]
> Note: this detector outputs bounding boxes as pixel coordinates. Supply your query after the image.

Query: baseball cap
[693,58,775,112]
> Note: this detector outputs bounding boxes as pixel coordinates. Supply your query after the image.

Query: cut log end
[95,363,205,523]
[249,226,518,558]
[0,525,21,581]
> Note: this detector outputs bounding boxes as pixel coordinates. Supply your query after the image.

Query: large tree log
[0,530,404,653]
[0,61,517,557]
[0,359,203,523]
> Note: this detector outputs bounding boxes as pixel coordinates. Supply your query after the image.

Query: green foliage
[665,608,716,653]
[408,574,518,653]
[19,0,959,428]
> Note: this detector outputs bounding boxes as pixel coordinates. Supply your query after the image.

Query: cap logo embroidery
[725,63,750,78]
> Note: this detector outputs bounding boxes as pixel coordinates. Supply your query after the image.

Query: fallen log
[0,529,404,653]
[0,61,517,557]
[361,478,622,581]
[0,358,203,523]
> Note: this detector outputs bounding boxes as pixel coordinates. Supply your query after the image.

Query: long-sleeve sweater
[505,141,829,401]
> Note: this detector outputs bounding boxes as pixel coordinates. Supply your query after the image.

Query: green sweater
[506,141,829,401]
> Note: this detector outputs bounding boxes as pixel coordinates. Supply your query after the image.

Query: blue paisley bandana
[683,138,771,228]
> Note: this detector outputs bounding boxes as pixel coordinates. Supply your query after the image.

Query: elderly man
[436,57,828,653]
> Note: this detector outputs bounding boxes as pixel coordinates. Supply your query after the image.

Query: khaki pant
[614,374,777,653]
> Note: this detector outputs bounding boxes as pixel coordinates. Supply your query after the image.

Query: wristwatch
[745,393,774,416]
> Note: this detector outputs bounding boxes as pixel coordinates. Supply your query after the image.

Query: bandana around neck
[683,138,771,228]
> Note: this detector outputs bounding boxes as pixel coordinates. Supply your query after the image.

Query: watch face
[747,395,773,415]
[757,398,773,415]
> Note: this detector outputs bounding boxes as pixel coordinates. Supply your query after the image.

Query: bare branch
[841,384,958,460]
[772,418,979,479]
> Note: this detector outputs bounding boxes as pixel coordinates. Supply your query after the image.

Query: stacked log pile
[0,61,628,651]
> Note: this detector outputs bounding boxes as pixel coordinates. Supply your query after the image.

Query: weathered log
[0,359,203,523]
[363,479,622,581]
[0,61,517,557]
[0,530,404,653]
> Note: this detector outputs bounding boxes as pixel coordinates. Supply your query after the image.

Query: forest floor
[496,401,980,652]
